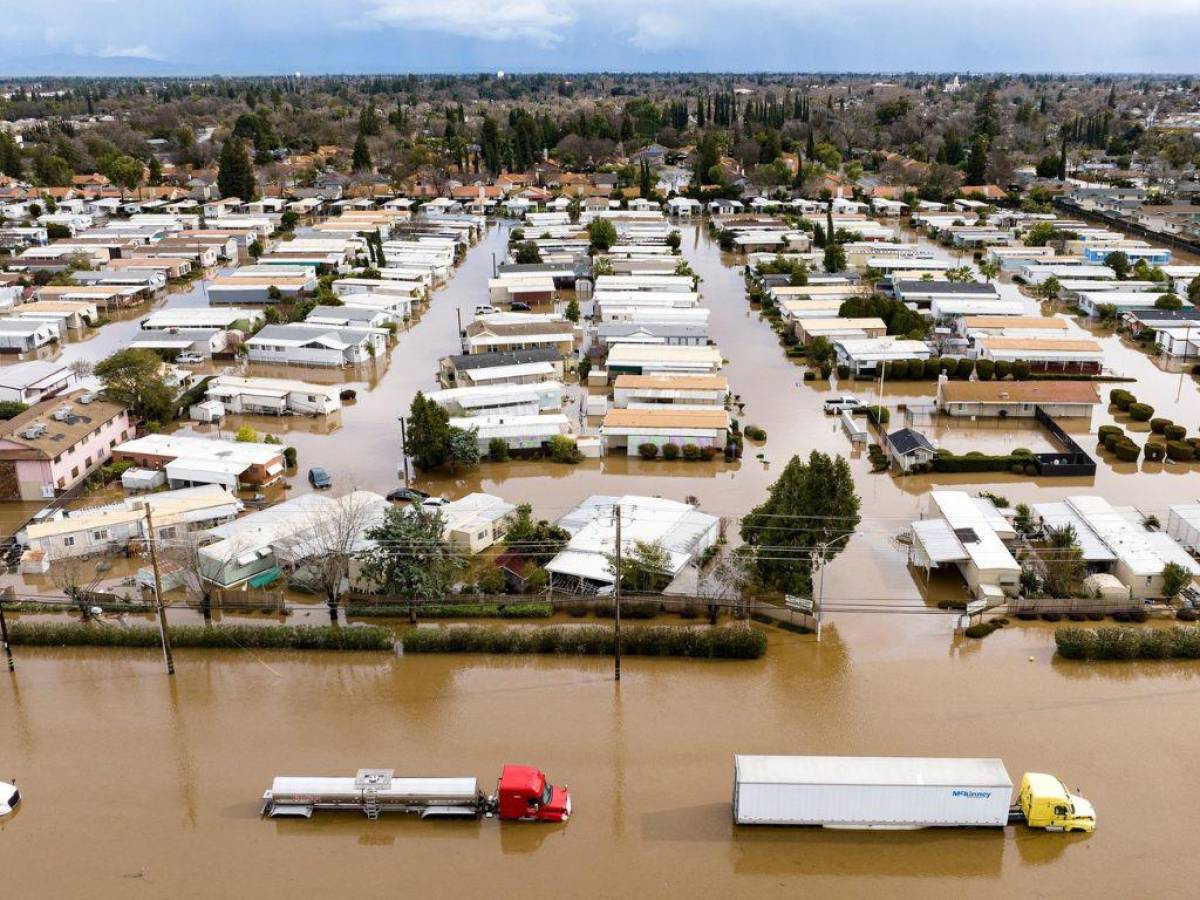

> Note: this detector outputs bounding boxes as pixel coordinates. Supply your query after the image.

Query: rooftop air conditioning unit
[50,407,72,421]
[78,393,95,404]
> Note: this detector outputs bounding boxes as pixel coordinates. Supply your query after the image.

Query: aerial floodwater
[3,618,1198,898]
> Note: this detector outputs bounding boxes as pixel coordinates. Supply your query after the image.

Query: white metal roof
[1033,501,1117,562]
[911,518,968,564]
[1067,495,1200,577]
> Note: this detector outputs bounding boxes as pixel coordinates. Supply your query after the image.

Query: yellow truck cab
[1018,772,1095,833]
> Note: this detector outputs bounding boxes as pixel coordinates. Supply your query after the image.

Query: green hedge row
[401,624,767,659]
[7,622,394,651]
[346,602,554,619]
[932,450,1035,473]
[1055,626,1200,660]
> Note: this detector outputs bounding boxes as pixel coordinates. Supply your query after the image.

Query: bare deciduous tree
[288,491,386,624]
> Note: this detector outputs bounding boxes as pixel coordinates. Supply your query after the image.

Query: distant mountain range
[0,54,203,78]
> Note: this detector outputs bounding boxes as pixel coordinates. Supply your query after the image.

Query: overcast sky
[4,1,1199,76]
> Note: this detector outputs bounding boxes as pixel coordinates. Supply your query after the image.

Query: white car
[823,395,865,414]
[474,305,500,316]
[174,352,205,365]
[421,497,449,509]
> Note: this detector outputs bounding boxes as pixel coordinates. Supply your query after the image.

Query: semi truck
[733,756,1095,833]
[261,764,571,823]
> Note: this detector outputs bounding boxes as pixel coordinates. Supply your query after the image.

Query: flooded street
[3,617,1199,898]
[6,217,1200,897]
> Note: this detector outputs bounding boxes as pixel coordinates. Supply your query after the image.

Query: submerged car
[308,467,332,489]
[386,487,430,503]
[0,781,19,816]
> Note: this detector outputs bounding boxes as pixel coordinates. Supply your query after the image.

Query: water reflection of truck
[261,764,571,823]
[733,756,1095,833]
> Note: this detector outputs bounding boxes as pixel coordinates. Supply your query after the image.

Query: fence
[1032,406,1096,476]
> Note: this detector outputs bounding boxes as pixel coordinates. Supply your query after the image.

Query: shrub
[593,600,659,619]
[1150,418,1173,435]
[993,359,1012,379]
[348,603,499,618]
[1178,608,1200,622]
[803,370,816,381]
[1055,626,1200,661]
[954,358,974,379]
[1167,440,1195,462]
[475,567,507,594]
[8,622,393,651]
[964,622,999,639]
[1103,433,1125,452]
[1128,402,1154,421]
[1113,440,1140,462]
[498,603,554,618]
[700,446,717,461]
[488,437,510,462]
[1165,424,1187,441]
[682,443,702,460]
[547,435,582,464]
[836,364,850,379]
[1097,425,1124,443]
[283,446,298,468]
[1109,388,1133,408]
[400,624,768,659]
[744,425,767,441]
[638,442,659,460]
[924,357,943,378]
[661,442,680,460]
[1144,441,1166,462]
[1011,361,1031,380]
[889,359,910,379]
[819,362,833,379]
[974,359,995,381]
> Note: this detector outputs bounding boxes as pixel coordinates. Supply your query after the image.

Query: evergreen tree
[407,391,451,469]
[217,136,256,199]
[1058,135,1068,181]
[740,452,861,595]
[964,135,989,184]
[0,133,21,178]
[351,134,372,172]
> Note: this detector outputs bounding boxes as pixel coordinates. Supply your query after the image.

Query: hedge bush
[682,443,702,460]
[993,359,1012,379]
[1012,361,1031,380]
[7,622,394,651]
[498,603,554,618]
[400,624,768,659]
[1128,402,1154,421]
[974,359,995,381]
[955,358,974,379]
[1055,626,1200,660]
[1167,440,1195,462]
[889,359,910,379]
[744,425,767,440]
[933,450,1032,473]
[1113,440,1140,462]
[924,357,943,378]
[593,600,659,619]
[638,442,659,460]
[1097,425,1124,443]
[1103,432,1125,452]
[1110,389,1134,409]
[1144,441,1166,462]
[662,442,680,460]
[1150,418,1173,435]
[836,364,850,379]
[348,603,500,618]
[1165,424,1188,441]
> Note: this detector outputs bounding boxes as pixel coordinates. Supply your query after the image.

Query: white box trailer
[733,755,1013,829]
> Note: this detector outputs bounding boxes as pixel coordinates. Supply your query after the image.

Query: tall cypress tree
[351,134,373,172]
[217,136,256,200]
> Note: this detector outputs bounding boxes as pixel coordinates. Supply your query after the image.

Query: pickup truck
[824,395,865,414]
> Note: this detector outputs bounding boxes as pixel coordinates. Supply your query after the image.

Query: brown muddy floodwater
[3,617,1199,898]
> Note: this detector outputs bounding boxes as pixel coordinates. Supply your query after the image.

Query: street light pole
[398,416,410,487]
[613,502,622,682]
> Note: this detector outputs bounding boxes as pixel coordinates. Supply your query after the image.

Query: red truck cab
[496,765,571,823]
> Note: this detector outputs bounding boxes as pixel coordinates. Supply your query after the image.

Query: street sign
[965,599,987,616]
[786,595,813,614]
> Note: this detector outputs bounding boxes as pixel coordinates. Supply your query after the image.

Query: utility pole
[0,590,13,672]
[145,506,175,676]
[814,545,826,643]
[398,416,410,487]
[456,307,466,354]
[613,503,622,682]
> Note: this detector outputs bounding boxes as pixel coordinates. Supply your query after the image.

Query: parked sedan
[386,487,430,503]
[308,467,333,489]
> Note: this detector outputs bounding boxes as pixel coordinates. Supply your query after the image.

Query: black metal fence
[1033,406,1097,476]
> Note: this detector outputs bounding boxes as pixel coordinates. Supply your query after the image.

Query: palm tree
[978,260,1000,283]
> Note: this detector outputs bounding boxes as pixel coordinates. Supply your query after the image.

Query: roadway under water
[2,617,1197,897]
